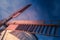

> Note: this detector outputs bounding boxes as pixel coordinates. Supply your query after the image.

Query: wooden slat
[28,25,35,32]
[33,25,39,33]
[40,25,45,34]
[39,26,44,34]
[37,25,42,33]
[27,25,32,32]
[46,26,51,35]
[49,26,52,35]
[44,26,49,35]
[53,25,57,36]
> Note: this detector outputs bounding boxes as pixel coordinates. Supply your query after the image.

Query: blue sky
[0,0,60,40]
[0,0,60,24]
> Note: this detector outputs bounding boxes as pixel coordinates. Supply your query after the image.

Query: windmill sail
[0,4,32,32]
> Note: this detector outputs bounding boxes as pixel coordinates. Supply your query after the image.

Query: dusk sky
[0,0,60,40]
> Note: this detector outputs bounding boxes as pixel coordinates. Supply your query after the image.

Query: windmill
[0,4,59,40]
